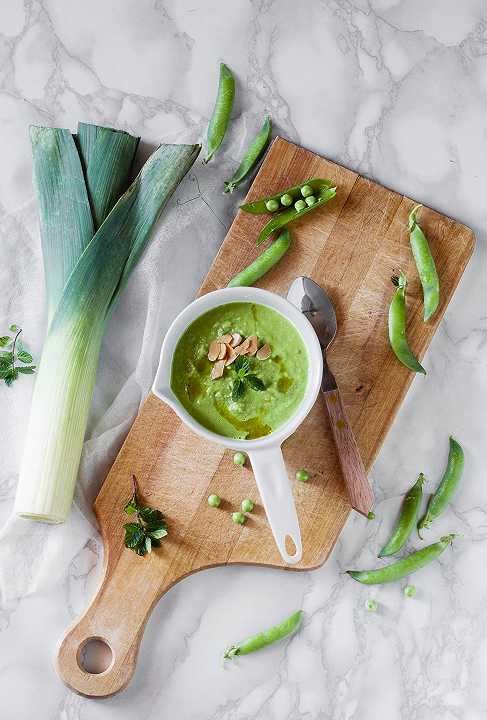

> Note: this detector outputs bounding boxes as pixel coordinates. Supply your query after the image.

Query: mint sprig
[0,325,36,386]
[231,355,265,401]
[123,475,168,556]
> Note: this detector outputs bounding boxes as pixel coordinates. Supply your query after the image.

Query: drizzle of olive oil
[214,400,271,439]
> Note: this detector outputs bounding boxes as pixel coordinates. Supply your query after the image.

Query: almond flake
[230,333,242,348]
[217,343,227,360]
[225,346,238,366]
[247,335,258,356]
[217,334,232,345]
[236,337,251,355]
[256,343,271,361]
[208,340,221,362]
[211,359,225,380]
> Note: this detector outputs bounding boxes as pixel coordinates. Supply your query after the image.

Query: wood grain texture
[57,137,475,697]
[323,387,374,516]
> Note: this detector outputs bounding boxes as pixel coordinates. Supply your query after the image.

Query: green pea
[404,585,416,598]
[296,469,309,482]
[265,199,280,212]
[294,199,306,212]
[208,494,221,508]
[280,193,293,207]
[367,511,376,520]
[233,452,247,466]
[232,511,246,525]
[224,116,271,193]
[305,195,316,207]
[204,63,235,164]
[228,229,292,288]
[301,184,313,198]
[241,498,254,513]
[365,598,378,612]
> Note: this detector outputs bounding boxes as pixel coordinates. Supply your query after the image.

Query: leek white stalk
[15,124,200,522]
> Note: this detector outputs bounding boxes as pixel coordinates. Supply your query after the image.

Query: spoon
[287,276,374,516]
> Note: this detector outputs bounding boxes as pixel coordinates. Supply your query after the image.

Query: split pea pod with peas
[223,610,303,660]
[240,178,336,246]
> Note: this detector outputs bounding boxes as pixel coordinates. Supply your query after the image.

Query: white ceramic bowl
[153,287,323,564]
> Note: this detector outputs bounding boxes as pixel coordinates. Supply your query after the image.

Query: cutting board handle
[56,552,161,697]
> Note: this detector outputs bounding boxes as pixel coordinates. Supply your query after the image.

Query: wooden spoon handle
[323,388,374,516]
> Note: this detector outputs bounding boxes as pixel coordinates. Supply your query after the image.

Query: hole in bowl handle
[248,446,302,565]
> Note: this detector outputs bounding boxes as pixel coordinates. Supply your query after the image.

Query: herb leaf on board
[123,475,168,557]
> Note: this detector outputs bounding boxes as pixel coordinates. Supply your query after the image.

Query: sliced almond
[217,343,227,360]
[208,340,221,362]
[256,343,271,361]
[235,337,251,355]
[230,333,242,348]
[247,335,258,356]
[217,334,232,345]
[225,346,238,366]
[211,359,225,380]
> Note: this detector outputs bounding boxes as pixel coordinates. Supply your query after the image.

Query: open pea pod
[240,177,334,215]
[255,185,336,246]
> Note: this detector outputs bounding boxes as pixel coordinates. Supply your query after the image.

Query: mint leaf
[234,355,250,375]
[17,350,33,364]
[123,475,168,557]
[0,337,10,347]
[232,378,245,401]
[246,375,265,391]
[17,366,36,374]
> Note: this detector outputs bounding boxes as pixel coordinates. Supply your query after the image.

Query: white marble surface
[1,1,487,718]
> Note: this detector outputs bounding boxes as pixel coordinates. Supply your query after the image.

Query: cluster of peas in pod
[265,184,317,214]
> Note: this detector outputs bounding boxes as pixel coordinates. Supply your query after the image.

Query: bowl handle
[248,446,302,564]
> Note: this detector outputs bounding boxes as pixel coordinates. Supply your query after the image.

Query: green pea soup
[170,302,308,440]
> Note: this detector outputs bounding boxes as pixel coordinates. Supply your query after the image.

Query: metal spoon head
[287,276,337,350]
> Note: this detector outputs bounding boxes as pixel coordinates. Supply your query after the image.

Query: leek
[14,123,200,523]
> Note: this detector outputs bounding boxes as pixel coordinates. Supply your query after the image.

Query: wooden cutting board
[57,137,474,697]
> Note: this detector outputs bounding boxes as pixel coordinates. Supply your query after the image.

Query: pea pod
[224,116,271,193]
[378,473,425,558]
[240,177,333,215]
[255,186,336,246]
[223,610,303,660]
[417,437,464,538]
[204,63,235,164]
[388,272,426,374]
[347,534,455,585]
[228,228,291,287]
[409,204,439,321]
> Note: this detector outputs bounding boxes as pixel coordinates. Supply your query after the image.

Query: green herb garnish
[0,325,36,386]
[123,475,168,556]
[231,355,265,401]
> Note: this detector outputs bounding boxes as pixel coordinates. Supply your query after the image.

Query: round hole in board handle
[285,534,298,558]
[77,637,114,675]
